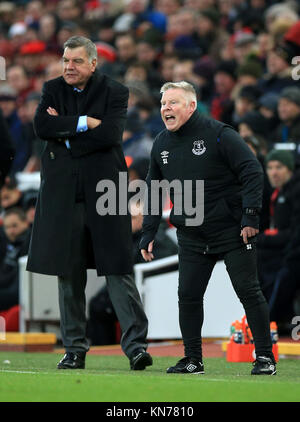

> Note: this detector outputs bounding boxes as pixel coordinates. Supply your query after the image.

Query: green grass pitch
[0,351,299,402]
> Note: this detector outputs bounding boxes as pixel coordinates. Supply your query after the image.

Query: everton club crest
[192,140,206,156]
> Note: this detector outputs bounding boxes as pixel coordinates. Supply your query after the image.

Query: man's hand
[47,107,58,116]
[141,240,154,262]
[87,116,101,129]
[240,226,259,244]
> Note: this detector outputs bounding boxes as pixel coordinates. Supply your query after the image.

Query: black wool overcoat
[26,70,134,276]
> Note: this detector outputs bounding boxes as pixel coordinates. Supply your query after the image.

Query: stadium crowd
[1,0,300,338]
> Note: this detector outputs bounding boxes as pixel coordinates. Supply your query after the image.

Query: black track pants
[178,241,273,360]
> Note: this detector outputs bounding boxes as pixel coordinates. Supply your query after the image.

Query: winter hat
[95,42,116,63]
[19,40,46,55]
[272,41,298,64]
[238,85,263,103]
[258,93,279,113]
[280,87,300,107]
[237,60,263,79]
[284,20,300,51]
[265,149,295,171]
[234,32,256,47]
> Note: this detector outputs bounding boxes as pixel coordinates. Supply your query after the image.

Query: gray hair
[63,36,97,63]
[160,81,197,105]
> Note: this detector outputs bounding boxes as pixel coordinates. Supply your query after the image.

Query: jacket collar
[168,110,202,138]
[62,69,105,114]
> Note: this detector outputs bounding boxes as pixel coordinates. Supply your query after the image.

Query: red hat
[95,42,116,63]
[284,21,300,48]
[85,0,101,10]
[19,40,46,55]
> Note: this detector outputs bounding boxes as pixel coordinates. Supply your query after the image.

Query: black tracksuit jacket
[140,111,264,254]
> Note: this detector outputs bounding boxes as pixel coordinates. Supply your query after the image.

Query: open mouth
[165,115,176,122]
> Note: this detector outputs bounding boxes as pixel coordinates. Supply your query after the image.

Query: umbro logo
[186,364,197,372]
[161,150,169,164]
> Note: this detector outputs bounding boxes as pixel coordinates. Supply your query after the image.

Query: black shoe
[130,348,153,370]
[251,356,277,375]
[57,351,86,369]
[167,357,204,374]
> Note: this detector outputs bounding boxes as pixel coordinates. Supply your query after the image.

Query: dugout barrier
[18,256,106,333]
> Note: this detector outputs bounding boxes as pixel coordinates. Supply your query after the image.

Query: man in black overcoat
[26,36,152,371]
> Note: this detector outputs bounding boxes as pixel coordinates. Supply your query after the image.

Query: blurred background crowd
[1,0,300,340]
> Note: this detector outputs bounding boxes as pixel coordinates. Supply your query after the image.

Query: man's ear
[190,100,196,113]
[91,58,97,72]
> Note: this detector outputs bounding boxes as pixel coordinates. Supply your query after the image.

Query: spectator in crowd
[38,12,60,50]
[232,31,257,66]
[0,84,30,173]
[0,109,15,189]
[159,53,179,83]
[243,135,272,232]
[271,167,300,329]
[195,8,228,64]
[232,85,263,127]
[0,177,24,212]
[22,92,44,173]
[45,60,63,81]
[258,43,299,95]
[257,150,295,303]
[17,40,48,77]
[122,108,153,161]
[236,59,264,89]
[258,92,280,136]
[274,87,300,143]
[7,65,35,106]
[192,56,216,106]
[171,8,200,59]
[135,97,165,138]
[210,59,237,125]
[113,0,167,36]
[0,207,31,312]
[238,110,270,147]
[22,190,38,227]
[56,0,82,25]
[110,33,138,80]
[155,0,182,17]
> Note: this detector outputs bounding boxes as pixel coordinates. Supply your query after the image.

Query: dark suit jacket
[27,70,134,276]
